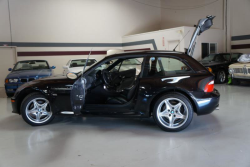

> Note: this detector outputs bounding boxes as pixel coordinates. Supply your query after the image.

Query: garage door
[0,47,16,87]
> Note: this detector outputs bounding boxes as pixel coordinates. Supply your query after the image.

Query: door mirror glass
[66,72,78,79]
[51,66,56,69]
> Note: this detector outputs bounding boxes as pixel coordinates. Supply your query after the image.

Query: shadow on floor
[0,113,221,138]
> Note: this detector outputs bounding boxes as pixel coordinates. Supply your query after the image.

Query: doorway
[0,47,16,87]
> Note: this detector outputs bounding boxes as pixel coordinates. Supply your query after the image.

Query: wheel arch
[15,88,47,114]
[149,89,197,116]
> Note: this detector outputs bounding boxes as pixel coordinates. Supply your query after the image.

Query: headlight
[9,79,18,83]
[229,68,234,74]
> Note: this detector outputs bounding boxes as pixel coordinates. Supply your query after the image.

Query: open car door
[70,77,86,115]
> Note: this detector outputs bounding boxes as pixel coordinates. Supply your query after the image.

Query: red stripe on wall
[17,51,107,56]
[232,44,250,50]
[17,48,151,56]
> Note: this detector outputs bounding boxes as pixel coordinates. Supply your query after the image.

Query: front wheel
[21,93,54,126]
[153,93,193,132]
[216,70,226,84]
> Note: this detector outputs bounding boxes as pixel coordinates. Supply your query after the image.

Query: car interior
[84,58,142,105]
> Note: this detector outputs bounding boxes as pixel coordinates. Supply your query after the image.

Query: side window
[89,59,117,76]
[147,57,192,77]
[231,54,241,62]
[111,58,142,75]
[214,55,225,62]
[223,54,231,61]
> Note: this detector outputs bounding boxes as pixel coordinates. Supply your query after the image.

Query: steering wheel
[102,69,113,87]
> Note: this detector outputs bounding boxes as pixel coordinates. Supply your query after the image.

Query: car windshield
[70,59,97,68]
[202,54,230,62]
[13,60,49,71]
[202,54,216,61]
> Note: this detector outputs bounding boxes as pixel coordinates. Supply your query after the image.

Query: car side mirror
[51,66,56,69]
[66,72,78,79]
[8,68,12,71]
[63,65,68,69]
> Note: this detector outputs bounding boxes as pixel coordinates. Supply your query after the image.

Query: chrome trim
[161,76,190,83]
[61,111,74,115]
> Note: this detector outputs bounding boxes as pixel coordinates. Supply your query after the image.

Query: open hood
[186,15,216,57]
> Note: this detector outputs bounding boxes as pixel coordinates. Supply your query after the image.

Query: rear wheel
[21,93,54,126]
[153,93,193,132]
[216,70,226,84]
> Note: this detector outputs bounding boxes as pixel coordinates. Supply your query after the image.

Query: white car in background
[63,59,97,75]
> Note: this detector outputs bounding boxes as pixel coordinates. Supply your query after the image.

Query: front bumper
[11,98,19,114]
[5,83,25,94]
[194,89,220,115]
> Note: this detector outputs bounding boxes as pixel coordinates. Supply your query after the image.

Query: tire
[216,70,226,84]
[153,93,193,132]
[21,92,54,126]
[232,78,240,85]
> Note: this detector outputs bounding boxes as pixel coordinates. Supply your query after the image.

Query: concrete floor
[0,85,250,167]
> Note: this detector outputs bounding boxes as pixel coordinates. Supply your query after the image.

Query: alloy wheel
[219,71,226,83]
[25,98,52,124]
[156,98,189,129]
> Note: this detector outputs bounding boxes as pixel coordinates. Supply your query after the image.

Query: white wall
[183,27,224,60]
[0,0,11,42]
[122,26,224,60]
[2,0,161,43]
[0,0,162,75]
[123,27,185,51]
[160,0,224,30]
[1,0,248,76]
[229,0,250,53]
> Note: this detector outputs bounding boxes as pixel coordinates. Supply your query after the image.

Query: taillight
[204,80,214,93]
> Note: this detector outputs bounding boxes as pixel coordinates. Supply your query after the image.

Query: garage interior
[1,0,250,167]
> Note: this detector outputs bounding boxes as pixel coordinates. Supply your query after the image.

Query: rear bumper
[194,89,220,115]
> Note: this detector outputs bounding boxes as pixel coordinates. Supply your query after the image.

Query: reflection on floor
[0,85,250,167]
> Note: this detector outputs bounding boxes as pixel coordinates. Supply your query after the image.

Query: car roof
[107,50,184,58]
[17,60,49,63]
[70,58,96,61]
[214,53,242,55]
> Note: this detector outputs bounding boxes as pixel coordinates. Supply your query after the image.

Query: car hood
[6,69,52,79]
[199,61,226,67]
[229,62,250,68]
[14,75,76,96]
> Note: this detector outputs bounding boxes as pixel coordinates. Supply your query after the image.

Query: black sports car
[200,53,242,83]
[11,51,220,131]
[11,15,220,132]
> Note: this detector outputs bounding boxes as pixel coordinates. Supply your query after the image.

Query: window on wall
[147,57,193,77]
[201,43,218,58]
[210,43,217,54]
